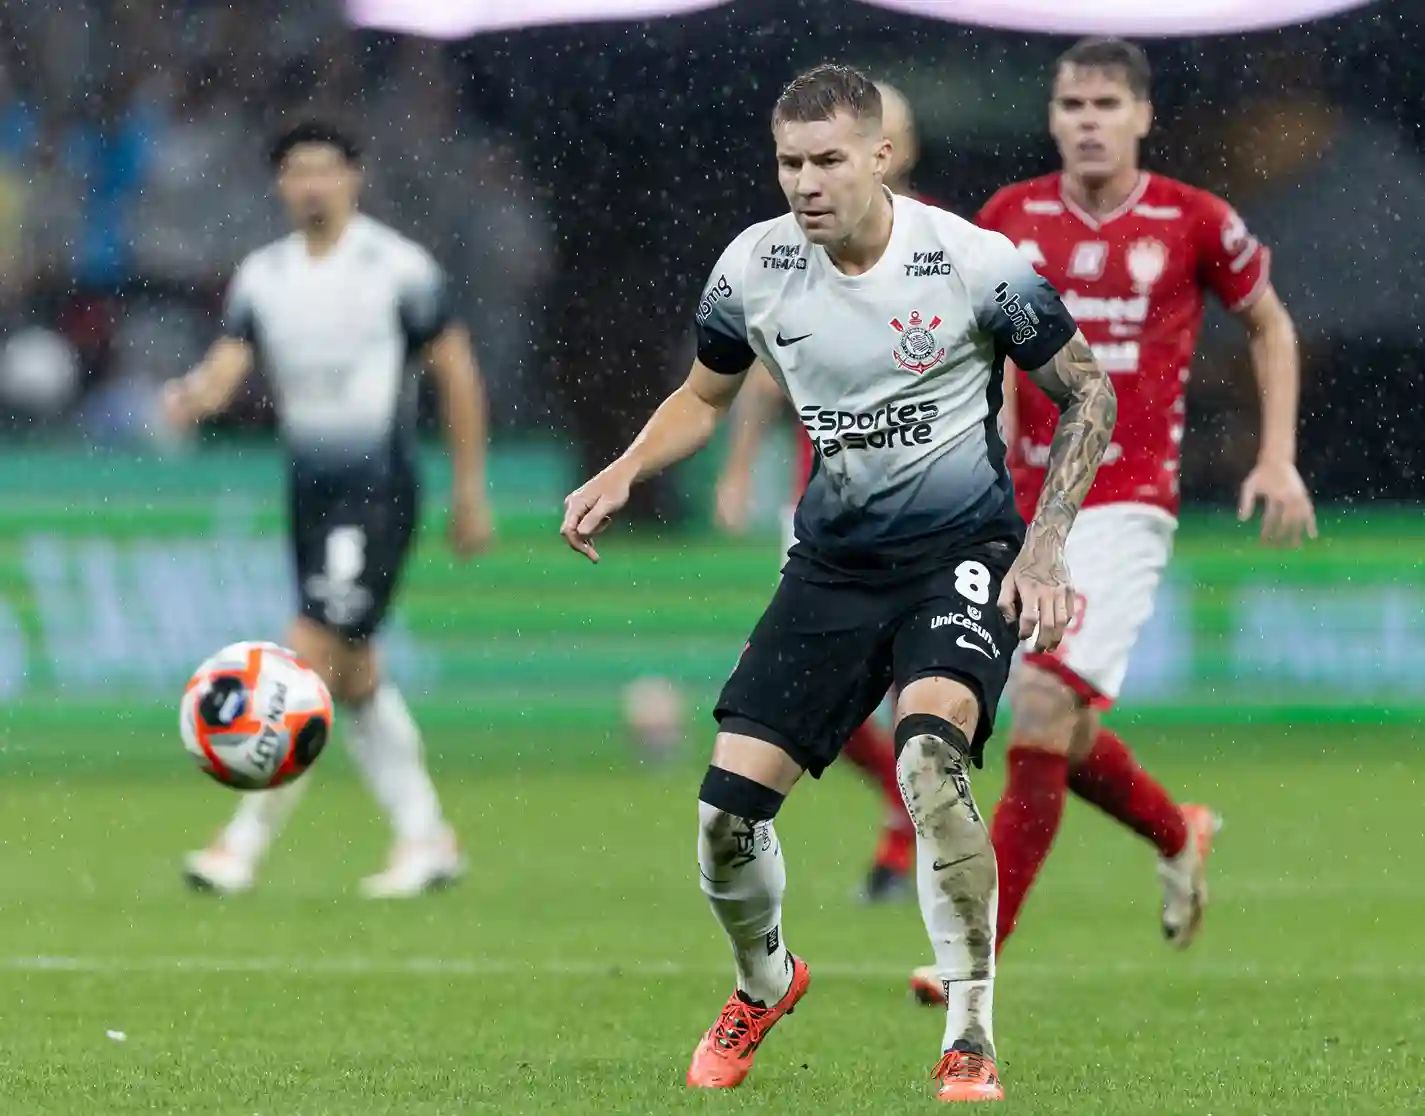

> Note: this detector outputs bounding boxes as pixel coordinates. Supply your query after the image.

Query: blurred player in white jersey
[163,122,493,898]
[561,65,1116,1102]
[910,38,1317,1003]
[713,81,923,904]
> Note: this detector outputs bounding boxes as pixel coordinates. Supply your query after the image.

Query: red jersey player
[713,82,924,905]
[912,37,1316,1004]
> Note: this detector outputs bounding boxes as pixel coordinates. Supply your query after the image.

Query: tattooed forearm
[1022,332,1117,549]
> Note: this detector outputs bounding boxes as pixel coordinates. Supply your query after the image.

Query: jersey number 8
[954,560,992,606]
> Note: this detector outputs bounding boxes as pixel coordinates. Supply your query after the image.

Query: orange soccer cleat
[932,1048,1004,1103]
[686,956,811,1088]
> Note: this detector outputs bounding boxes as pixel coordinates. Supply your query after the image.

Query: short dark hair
[772,63,882,129]
[268,121,362,169]
[1055,38,1152,100]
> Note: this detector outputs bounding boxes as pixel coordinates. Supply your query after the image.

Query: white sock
[220,778,310,864]
[697,800,793,1006]
[897,731,998,1059]
[345,684,446,844]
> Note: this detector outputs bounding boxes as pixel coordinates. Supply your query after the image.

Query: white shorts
[1020,503,1177,707]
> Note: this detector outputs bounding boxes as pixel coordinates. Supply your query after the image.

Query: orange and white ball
[180,641,333,790]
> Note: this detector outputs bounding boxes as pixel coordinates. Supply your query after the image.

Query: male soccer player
[561,65,1115,1103]
[909,38,1316,1002]
[712,81,923,904]
[163,122,493,898]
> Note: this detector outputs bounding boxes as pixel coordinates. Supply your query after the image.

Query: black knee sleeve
[895,714,974,766]
[698,766,786,822]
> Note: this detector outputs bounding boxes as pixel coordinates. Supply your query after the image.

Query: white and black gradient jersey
[695,190,1078,579]
[222,214,452,478]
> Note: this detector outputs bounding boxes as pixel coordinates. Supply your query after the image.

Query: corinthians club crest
[890,310,946,375]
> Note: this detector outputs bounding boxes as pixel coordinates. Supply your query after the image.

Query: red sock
[1069,728,1188,858]
[990,745,1070,951]
[843,719,904,813]
[843,720,915,872]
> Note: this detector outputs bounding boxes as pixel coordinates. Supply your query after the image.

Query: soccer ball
[180,641,333,790]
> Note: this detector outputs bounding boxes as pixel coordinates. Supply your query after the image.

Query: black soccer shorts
[714,538,1019,776]
[288,464,419,642]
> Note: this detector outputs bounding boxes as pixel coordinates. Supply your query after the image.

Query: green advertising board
[0,445,1419,726]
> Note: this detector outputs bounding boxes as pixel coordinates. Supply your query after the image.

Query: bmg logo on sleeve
[993,281,1041,346]
[696,275,734,324]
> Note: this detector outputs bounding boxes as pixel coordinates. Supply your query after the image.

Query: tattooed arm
[1020,330,1118,561]
[972,232,1116,651]
[998,331,1118,651]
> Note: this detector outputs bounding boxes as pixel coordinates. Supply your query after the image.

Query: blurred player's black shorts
[288,460,419,642]
[715,537,1019,776]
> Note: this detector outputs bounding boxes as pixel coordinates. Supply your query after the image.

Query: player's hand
[161,377,202,428]
[713,469,752,534]
[561,462,635,563]
[449,485,493,559]
[998,532,1075,654]
[1238,458,1317,547]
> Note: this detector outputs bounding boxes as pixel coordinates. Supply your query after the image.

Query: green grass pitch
[0,720,1422,1113]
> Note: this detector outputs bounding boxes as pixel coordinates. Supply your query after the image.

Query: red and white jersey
[977,172,1270,518]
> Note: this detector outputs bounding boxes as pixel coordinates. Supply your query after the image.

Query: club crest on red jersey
[890,310,945,374]
[1126,238,1168,293]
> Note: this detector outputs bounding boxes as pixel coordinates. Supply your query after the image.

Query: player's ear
[875,134,893,178]
[1133,99,1153,140]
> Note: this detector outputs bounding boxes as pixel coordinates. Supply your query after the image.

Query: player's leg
[338,634,463,898]
[983,660,1077,950]
[182,617,340,893]
[688,565,892,1089]
[1068,712,1219,948]
[312,474,459,897]
[844,714,916,902]
[688,729,808,1088]
[1048,507,1218,946]
[781,511,914,901]
[999,506,1217,947]
[896,678,999,1099]
[892,546,1017,1102]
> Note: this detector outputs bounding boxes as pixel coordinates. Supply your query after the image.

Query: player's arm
[975,232,1115,651]
[561,359,749,562]
[625,360,749,482]
[1197,197,1315,545]
[561,231,759,562]
[423,324,493,556]
[1018,331,1118,545]
[164,263,257,426]
[401,251,493,556]
[1008,331,1116,649]
[714,361,785,533]
[162,337,254,426]
[1234,285,1317,545]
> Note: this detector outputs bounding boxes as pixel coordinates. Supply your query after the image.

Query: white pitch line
[5,956,1425,981]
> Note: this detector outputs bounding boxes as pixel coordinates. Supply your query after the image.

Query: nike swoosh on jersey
[775,331,812,347]
[956,634,995,659]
